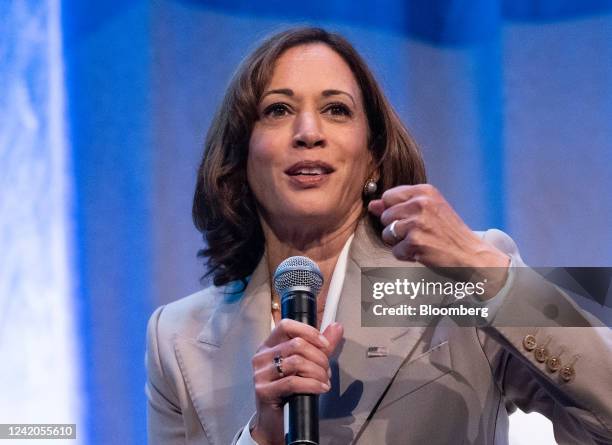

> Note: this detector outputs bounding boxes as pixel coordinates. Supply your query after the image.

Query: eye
[262,103,292,118]
[323,102,352,117]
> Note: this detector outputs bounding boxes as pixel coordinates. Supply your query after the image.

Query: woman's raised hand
[250,319,343,445]
[368,184,510,297]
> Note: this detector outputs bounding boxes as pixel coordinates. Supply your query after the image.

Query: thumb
[322,322,344,355]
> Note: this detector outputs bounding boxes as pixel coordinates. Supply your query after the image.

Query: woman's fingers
[369,184,436,217]
[381,184,436,207]
[369,186,438,251]
[253,322,345,385]
[367,199,385,216]
[322,322,344,351]
[252,322,345,410]
[264,318,330,352]
[255,375,330,405]
[368,184,438,220]
[254,336,330,371]
[255,353,330,384]
[379,198,430,228]
[255,322,344,384]
[391,237,421,262]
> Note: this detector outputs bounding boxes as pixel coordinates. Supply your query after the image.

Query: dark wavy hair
[193,27,427,288]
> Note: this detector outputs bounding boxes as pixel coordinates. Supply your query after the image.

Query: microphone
[273,256,324,445]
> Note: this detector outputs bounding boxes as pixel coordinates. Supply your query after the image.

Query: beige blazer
[146,222,612,445]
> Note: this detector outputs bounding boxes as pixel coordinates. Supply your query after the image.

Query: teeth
[297,167,324,175]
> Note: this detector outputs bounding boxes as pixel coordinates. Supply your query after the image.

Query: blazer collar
[196,256,271,347]
[173,258,271,445]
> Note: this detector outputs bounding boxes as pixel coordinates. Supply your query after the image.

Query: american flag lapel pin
[367,346,388,358]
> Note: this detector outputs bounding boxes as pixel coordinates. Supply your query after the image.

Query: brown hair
[193,27,426,288]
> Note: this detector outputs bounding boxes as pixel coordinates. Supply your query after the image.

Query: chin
[278,202,337,222]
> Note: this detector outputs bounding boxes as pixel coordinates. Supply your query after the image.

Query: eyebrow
[322,89,355,106]
[262,88,356,106]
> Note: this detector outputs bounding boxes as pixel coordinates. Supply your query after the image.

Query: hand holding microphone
[250,257,343,445]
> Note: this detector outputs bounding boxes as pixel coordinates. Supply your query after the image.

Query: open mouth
[284,160,335,177]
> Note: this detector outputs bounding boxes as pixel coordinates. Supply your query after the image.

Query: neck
[261,203,363,310]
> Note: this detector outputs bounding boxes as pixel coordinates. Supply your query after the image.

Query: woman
[146,28,612,444]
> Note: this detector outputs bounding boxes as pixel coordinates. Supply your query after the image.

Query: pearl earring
[363,179,378,196]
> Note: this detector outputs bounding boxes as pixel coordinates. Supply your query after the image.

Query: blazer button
[522,334,537,351]
[546,356,562,373]
[534,345,549,363]
[560,365,576,382]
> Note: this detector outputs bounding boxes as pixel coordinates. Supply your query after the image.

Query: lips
[284,161,335,176]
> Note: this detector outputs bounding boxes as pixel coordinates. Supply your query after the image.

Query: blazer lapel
[320,223,442,443]
[174,259,272,445]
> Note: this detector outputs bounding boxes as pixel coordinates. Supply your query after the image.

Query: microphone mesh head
[273,256,323,297]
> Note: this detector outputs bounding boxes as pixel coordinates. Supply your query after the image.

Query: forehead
[266,43,361,99]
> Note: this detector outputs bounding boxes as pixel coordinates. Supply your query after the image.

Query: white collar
[271,233,355,332]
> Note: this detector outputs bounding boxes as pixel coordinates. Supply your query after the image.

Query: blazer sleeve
[146,305,187,445]
[477,229,612,444]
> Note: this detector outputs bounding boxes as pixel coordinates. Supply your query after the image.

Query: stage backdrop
[3,0,611,444]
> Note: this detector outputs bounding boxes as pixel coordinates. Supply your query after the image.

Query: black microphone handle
[281,290,319,445]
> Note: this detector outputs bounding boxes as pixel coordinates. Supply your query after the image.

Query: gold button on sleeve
[534,346,549,363]
[560,365,576,382]
[546,356,562,372]
[522,334,537,351]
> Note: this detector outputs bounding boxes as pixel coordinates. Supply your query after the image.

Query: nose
[292,112,325,149]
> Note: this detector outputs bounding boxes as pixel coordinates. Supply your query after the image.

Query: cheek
[339,119,370,161]
[248,128,285,165]
[341,134,372,176]
[247,130,284,195]
[247,132,270,179]
[248,131,266,163]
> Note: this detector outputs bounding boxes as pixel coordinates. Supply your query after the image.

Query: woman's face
[247,43,373,231]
